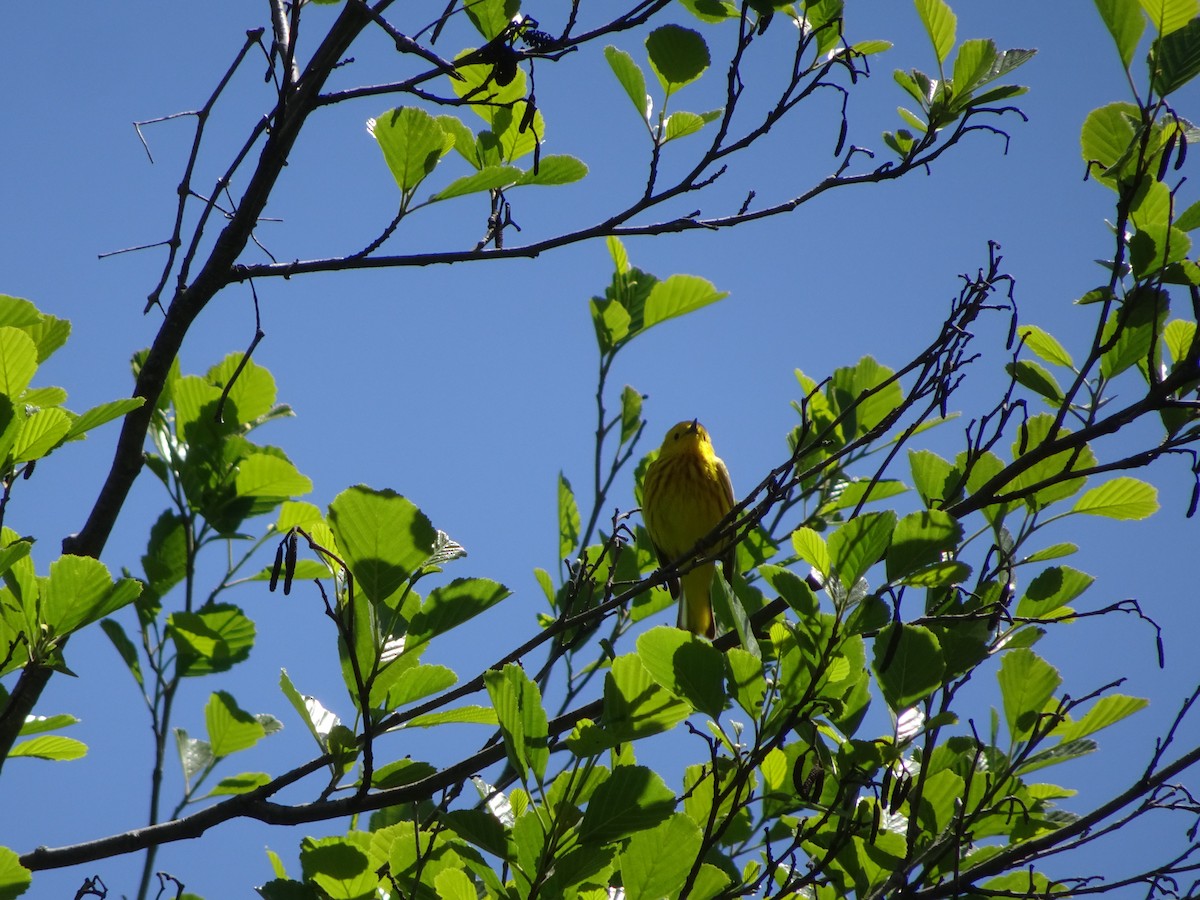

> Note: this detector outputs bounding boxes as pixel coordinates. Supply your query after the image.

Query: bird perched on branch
[641,420,736,638]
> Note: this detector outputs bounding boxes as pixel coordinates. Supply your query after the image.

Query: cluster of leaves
[0,295,145,745]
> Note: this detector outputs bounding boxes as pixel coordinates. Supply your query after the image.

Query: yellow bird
[641,420,736,638]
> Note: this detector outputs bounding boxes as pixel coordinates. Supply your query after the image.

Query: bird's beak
[688,418,699,433]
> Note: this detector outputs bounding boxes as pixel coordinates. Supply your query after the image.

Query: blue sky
[2,2,1199,896]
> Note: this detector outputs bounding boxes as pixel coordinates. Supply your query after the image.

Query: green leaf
[42,555,142,636]
[1018,324,1075,369]
[101,619,143,687]
[0,327,37,398]
[1094,0,1146,67]
[636,626,726,717]
[206,690,266,757]
[915,0,957,65]
[13,408,69,462]
[369,107,455,197]
[645,25,710,93]
[579,765,676,843]
[828,511,896,591]
[886,510,962,582]
[432,165,523,200]
[0,845,32,899]
[1008,414,1099,509]
[515,155,588,186]
[405,577,510,656]
[485,663,550,782]
[1072,476,1159,519]
[404,704,498,728]
[1080,102,1140,184]
[558,472,580,560]
[235,453,312,501]
[620,813,701,900]
[9,735,87,761]
[725,647,766,718]
[620,385,643,445]
[205,772,272,797]
[1007,360,1065,404]
[600,653,691,744]
[872,623,945,709]
[300,834,378,900]
[909,449,961,508]
[662,110,713,142]
[206,354,278,423]
[1054,694,1148,742]
[791,527,831,580]
[1100,287,1169,375]
[16,713,78,736]
[1151,16,1200,94]
[1022,542,1079,563]
[464,0,519,39]
[143,510,188,596]
[169,604,255,676]
[642,274,728,331]
[328,486,438,603]
[65,397,145,441]
[759,565,818,617]
[1015,565,1094,618]
[374,663,457,710]
[952,39,998,94]
[1138,0,1199,35]
[998,648,1061,741]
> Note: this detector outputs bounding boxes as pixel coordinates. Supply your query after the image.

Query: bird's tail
[678,564,716,639]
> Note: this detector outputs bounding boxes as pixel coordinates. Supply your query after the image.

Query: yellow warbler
[641,419,736,638]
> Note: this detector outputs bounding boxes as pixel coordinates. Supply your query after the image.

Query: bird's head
[658,419,713,457]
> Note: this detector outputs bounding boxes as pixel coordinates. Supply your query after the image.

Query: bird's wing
[716,457,737,580]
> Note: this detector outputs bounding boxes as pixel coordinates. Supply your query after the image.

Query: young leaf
[605,46,650,120]
[406,578,511,652]
[0,846,32,898]
[368,107,455,198]
[1054,694,1149,742]
[42,555,142,637]
[602,653,691,744]
[1095,0,1146,68]
[1018,324,1076,369]
[1072,476,1159,519]
[915,0,957,66]
[0,327,38,398]
[206,690,266,758]
[515,155,588,185]
[9,735,87,761]
[432,165,523,201]
[327,486,439,603]
[1016,565,1094,617]
[791,527,832,580]
[1138,0,1198,35]
[485,663,550,782]
[101,619,144,688]
[998,648,1062,741]
[558,472,580,560]
[636,626,726,717]
[64,397,146,441]
[828,511,896,591]
[885,510,962,582]
[641,274,728,332]
[169,604,256,677]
